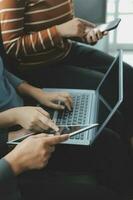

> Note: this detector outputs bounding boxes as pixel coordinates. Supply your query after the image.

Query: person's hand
[13,106,59,132]
[35,90,73,111]
[56,17,95,39]
[85,27,108,44]
[4,133,69,175]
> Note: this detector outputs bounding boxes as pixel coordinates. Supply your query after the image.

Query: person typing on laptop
[0,45,122,200]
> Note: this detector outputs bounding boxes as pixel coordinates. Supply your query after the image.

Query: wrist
[0,109,19,128]
[4,151,25,175]
[9,107,22,126]
[56,24,65,37]
[29,87,44,101]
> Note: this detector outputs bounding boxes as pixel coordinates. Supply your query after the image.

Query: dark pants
[18,128,133,200]
[20,180,121,200]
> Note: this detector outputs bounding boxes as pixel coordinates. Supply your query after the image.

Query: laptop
[42,50,123,146]
[7,51,123,146]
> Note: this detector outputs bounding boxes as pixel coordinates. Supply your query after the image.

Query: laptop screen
[96,51,123,135]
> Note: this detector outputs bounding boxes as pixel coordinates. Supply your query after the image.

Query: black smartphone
[97,18,121,32]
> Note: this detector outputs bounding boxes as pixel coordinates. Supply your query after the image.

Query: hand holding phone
[97,18,121,32]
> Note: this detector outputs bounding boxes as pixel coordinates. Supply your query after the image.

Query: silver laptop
[7,51,123,146]
[43,50,123,145]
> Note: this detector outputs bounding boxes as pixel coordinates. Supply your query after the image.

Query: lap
[19,178,120,200]
[16,63,103,90]
[19,128,132,196]
[61,42,114,73]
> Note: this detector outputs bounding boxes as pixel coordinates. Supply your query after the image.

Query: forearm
[17,82,43,101]
[0,109,17,128]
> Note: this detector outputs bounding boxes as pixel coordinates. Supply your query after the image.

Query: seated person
[0,132,69,200]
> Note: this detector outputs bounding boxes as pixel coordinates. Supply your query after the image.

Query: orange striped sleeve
[0,0,64,60]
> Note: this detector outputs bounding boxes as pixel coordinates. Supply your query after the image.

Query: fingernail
[61,106,65,109]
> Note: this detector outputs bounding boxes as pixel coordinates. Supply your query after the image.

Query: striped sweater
[0,0,74,67]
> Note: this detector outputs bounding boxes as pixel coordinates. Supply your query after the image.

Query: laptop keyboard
[55,94,92,140]
[40,92,94,142]
[56,94,90,126]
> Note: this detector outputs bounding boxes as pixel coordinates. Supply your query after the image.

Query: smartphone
[58,123,99,137]
[97,18,121,32]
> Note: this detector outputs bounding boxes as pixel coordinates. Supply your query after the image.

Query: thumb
[44,134,69,145]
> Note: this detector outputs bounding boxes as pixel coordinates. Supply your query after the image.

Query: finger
[95,29,103,40]
[40,116,59,132]
[90,30,98,42]
[48,94,73,110]
[52,96,67,109]
[86,35,91,43]
[36,107,50,118]
[60,92,72,99]
[60,93,73,108]
[64,100,71,111]
[29,124,44,133]
[44,134,69,145]
[65,97,73,110]
[57,96,72,111]
[46,102,65,110]
[67,96,73,108]
[37,119,49,131]
[86,33,93,43]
